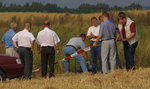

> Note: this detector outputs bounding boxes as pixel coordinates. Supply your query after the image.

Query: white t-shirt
[12,29,35,47]
[87,25,101,41]
[36,27,60,47]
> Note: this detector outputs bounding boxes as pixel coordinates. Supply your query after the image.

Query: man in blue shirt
[2,22,18,57]
[93,12,117,74]
[109,20,122,69]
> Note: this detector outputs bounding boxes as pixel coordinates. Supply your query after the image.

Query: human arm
[122,23,136,42]
[87,33,98,39]
[87,27,98,39]
[93,36,102,47]
[54,43,60,54]
[12,34,19,48]
[2,33,6,43]
[36,33,41,54]
[84,52,89,61]
[93,24,103,46]
[29,34,35,48]
[53,32,60,54]
[116,28,122,41]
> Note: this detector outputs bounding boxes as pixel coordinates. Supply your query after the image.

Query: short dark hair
[91,17,98,21]
[118,12,126,19]
[25,23,31,28]
[43,20,50,26]
[98,15,102,20]
[102,12,109,18]
[80,33,86,38]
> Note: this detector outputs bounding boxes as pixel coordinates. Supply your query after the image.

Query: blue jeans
[123,41,138,70]
[63,46,88,72]
[90,41,102,73]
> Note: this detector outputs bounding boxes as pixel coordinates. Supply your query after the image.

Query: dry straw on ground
[0,10,150,89]
[0,68,150,89]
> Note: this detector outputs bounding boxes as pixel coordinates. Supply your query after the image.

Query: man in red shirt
[117,12,138,71]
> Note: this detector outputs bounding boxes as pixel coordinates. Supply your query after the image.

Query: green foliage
[0,2,143,13]
[125,3,143,10]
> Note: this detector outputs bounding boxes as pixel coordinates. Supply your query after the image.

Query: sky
[0,0,149,8]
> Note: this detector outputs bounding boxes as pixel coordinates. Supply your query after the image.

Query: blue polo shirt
[99,20,116,41]
[2,29,16,48]
[109,20,115,24]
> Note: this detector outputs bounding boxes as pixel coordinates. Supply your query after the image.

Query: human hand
[122,38,127,42]
[93,42,97,47]
[116,38,122,42]
[37,50,41,55]
[91,33,97,38]
[55,50,59,54]
[15,46,19,49]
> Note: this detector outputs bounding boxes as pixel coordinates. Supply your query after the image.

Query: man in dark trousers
[117,12,138,70]
[36,20,60,78]
[12,23,35,79]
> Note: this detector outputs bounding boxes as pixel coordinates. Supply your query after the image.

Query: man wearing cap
[63,34,88,72]
[87,17,102,74]
[12,23,35,79]
[36,20,60,78]
[93,12,117,74]
[117,12,138,70]
[2,22,18,57]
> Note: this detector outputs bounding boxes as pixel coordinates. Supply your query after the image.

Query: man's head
[10,22,18,31]
[25,23,32,31]
[118,12,127,25]
[98,15,103,23]
[80,33,86,41]
[91,17,98,27]
[43,20,50,27]
[101,12,110,21]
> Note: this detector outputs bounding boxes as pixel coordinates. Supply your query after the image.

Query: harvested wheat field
[0,68,150,89]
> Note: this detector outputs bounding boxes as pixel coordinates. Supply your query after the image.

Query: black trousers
[41,46,55,77]
[123,41,138,70]
[18,47,33,79]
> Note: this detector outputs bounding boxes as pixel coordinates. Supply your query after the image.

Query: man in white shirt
[36,20,60,78]
[87,17,102,74]
[12,23,35,79]
[64,34,88,72]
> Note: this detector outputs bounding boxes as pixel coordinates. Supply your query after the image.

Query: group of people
[1,11,138,79]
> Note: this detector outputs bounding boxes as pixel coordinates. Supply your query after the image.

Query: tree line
[0,2,143,13]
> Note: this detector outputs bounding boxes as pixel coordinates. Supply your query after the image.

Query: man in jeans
[64,34,88,72]
[93,12,117,74]
[117,12,138,70]
[87,17,102,73]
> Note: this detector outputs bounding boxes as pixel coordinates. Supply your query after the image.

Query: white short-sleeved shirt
[12,29,35,47]
[87,25,101,41]
[36,27,60,47]
[66,37,85,50]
